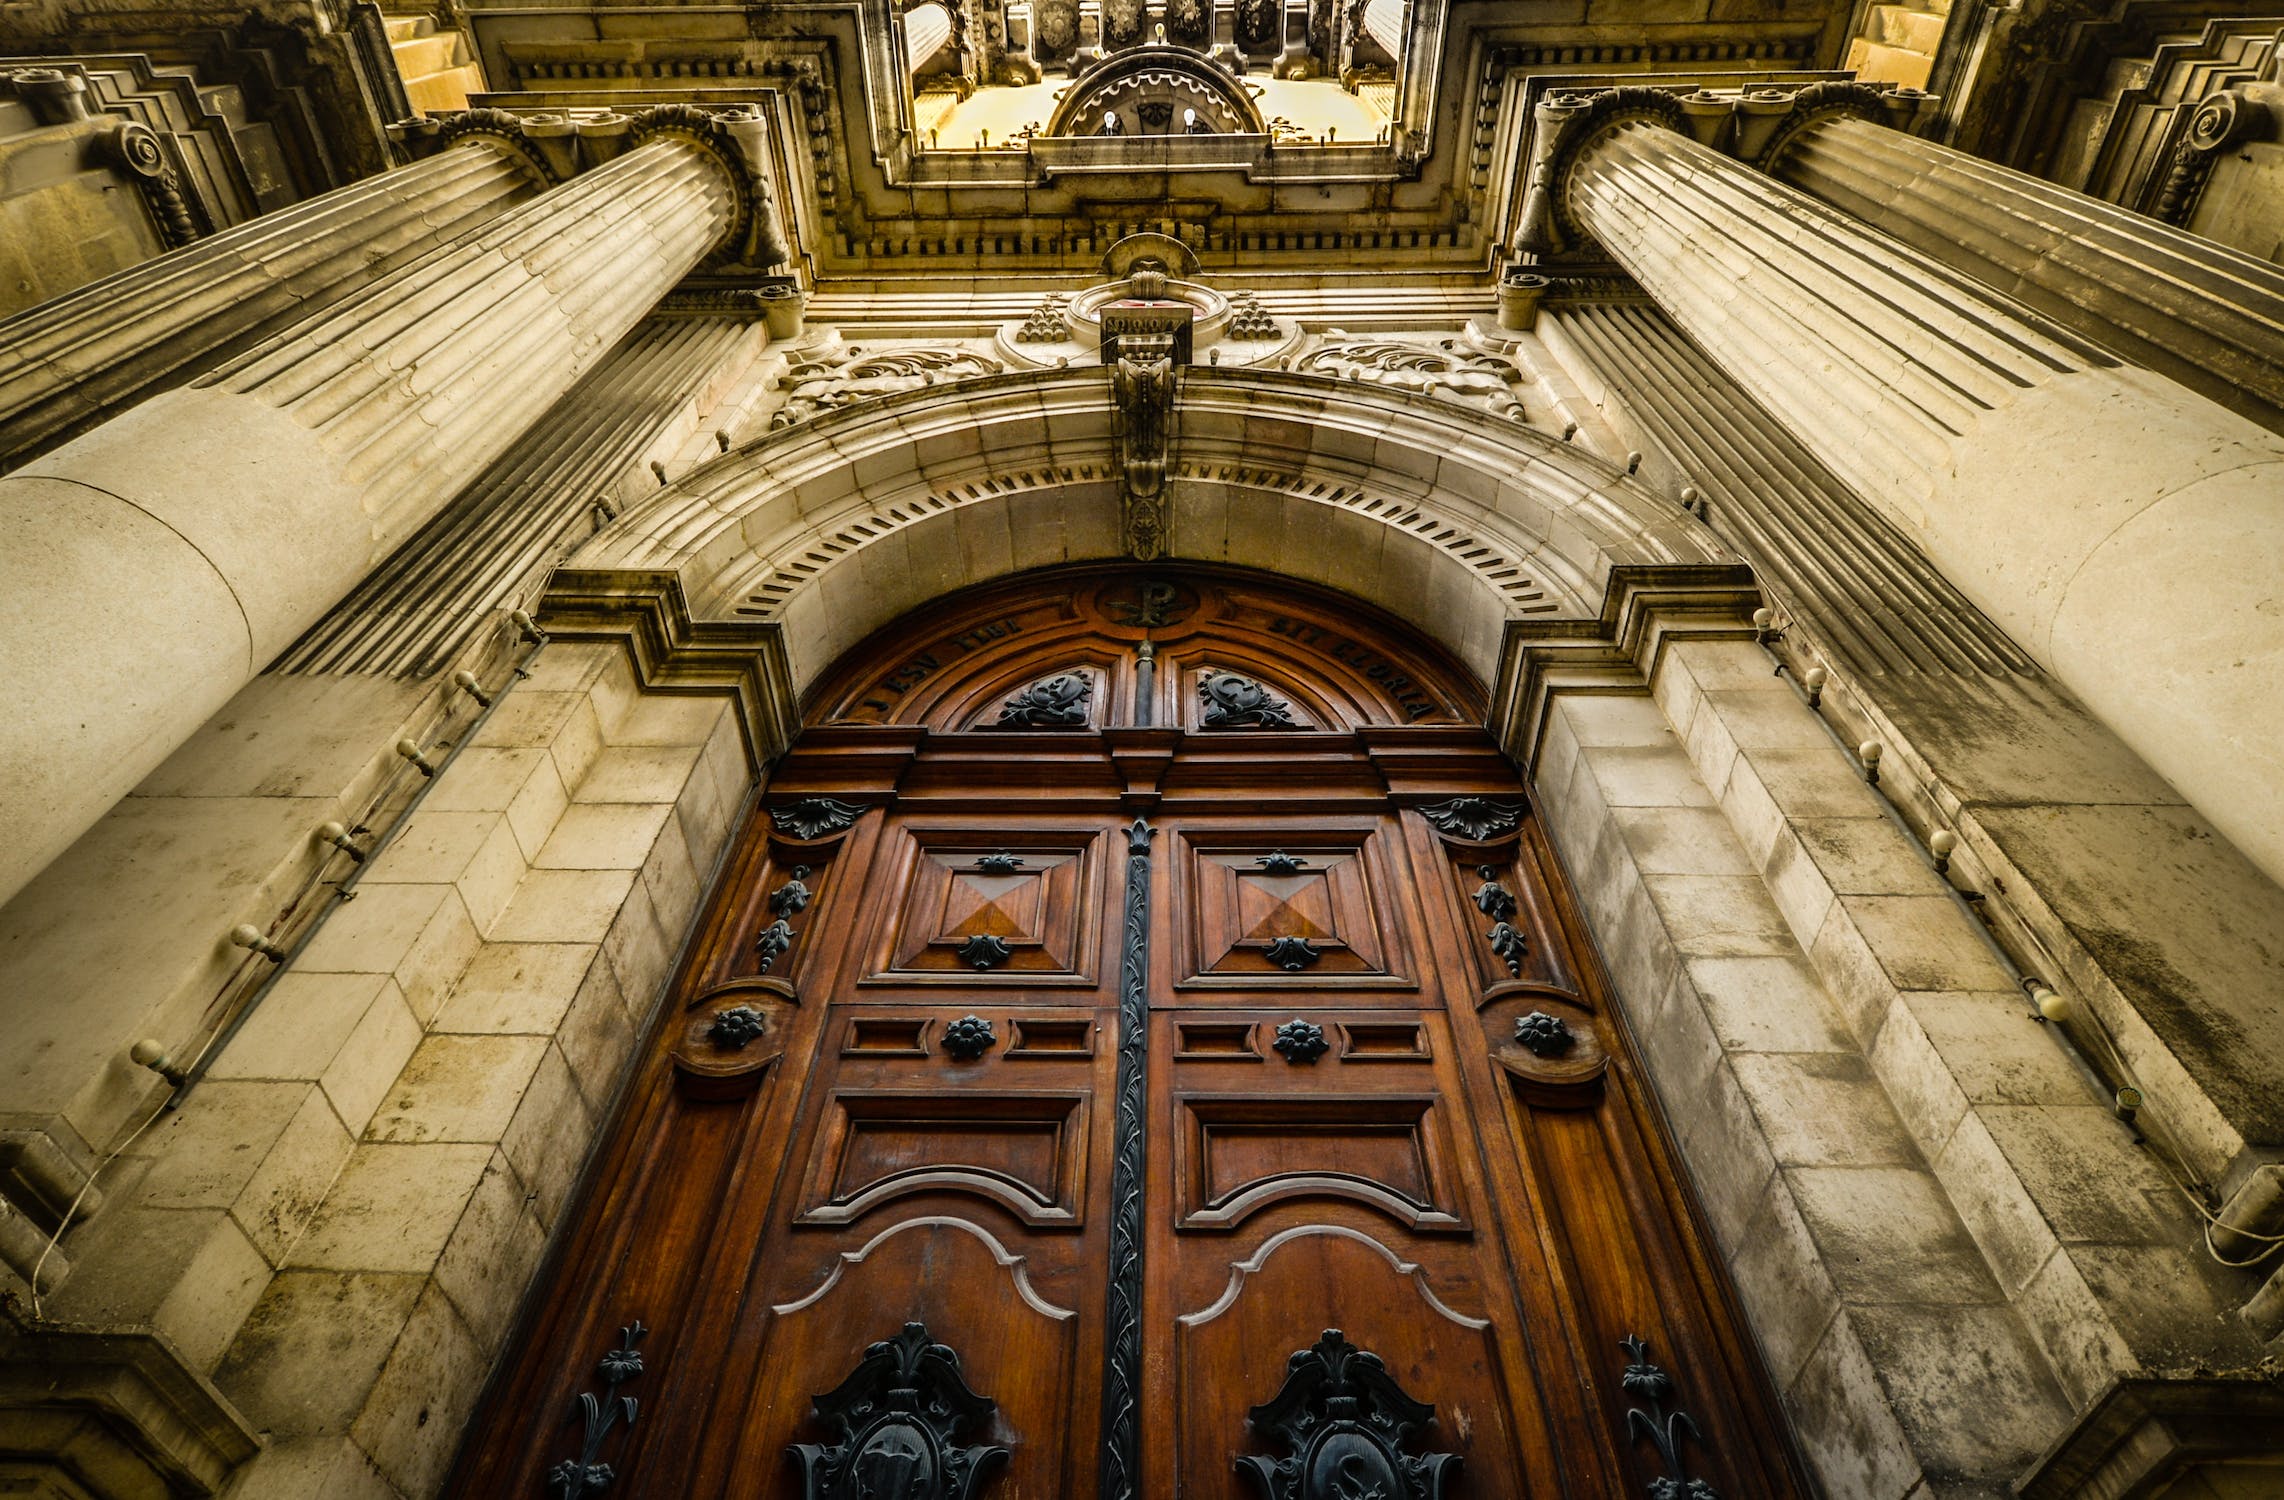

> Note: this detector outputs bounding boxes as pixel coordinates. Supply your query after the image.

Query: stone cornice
[1487,562,1760,775]
[538,568,800,773]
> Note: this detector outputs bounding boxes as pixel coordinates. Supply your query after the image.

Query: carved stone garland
[789,1323,1010,1499]
[1236,1329,1461,1499]
[771,345,1005,430]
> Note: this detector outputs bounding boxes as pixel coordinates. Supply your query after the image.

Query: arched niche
[556,365,1715,759]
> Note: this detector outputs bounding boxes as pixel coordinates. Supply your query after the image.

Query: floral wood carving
[1488,921,1528,978]
[957,934,1013,971]
[1471,870,1517,922]
[974,852,1025,874]
[545,1322,646,1498]
[1236,1329,1460,1500]
[1263,936,1321,972]
[1619,1335,1720,1499]
[996,673,1092,727]
[788,1323,1010,1500]
[941,1014,999,1059]
[1417,797,1524,842]
[1514,1011,1574,1058]
[1256,852,1309,875]
[708,1005,770,1049]
[754,919,795,973]
[770,867,815,917]
[1272,1019,1329,1063]
[773,798,866,840]
[1199,672,1299,729]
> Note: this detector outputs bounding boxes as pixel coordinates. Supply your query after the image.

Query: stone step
[382,13,433,41]
[404,60,483,114]
[1868,4,1946,55]
[390,32,463,78]
[1844,35,1937,91]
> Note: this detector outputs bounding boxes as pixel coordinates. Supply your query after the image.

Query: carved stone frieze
[1293,336,1525,418]
[772,343,1005,429]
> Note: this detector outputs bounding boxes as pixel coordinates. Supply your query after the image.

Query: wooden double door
[449,568,1807,1499]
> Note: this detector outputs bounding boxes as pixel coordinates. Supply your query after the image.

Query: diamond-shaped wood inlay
[869,832,1100,983]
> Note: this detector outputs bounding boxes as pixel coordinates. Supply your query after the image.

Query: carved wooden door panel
[445,567,1811,1500]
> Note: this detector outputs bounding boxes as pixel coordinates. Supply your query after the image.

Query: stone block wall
[13,644,747,1499]
[1531,637,2261,1498]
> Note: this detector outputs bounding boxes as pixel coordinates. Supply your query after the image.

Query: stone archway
[551,364,1717,761]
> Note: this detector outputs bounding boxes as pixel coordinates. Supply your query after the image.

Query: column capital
[1512,78,1935,256]
[408,102,793,272]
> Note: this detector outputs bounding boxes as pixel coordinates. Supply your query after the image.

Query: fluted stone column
[0,135,738,907]
[1767,111,2284,434]
[1558,103,2284,889]
[0,134,546,467]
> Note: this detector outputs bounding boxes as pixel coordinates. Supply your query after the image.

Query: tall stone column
[0,130,743,908]
[0,128,547,467]
[1765,105,2284,434]
[1549,93,2284,889]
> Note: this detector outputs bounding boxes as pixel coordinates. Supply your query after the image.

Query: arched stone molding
[554,365,1718,760]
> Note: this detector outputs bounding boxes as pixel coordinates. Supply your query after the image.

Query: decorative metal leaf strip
[997,672,1093,727]
[1513,1011,1575,1058]
[956,934,1013,971]
[1235,1329,1461,1499]
[941,1015,998,1059]
[1488,920,1528,978]
[1618,1334,1720,1500]
[1255,852,1309,875]
[789,1322,1010,1500]
[974,852,1025,874]
[545,1321,646,1499]
[1272,1019,1329,1063]
[769,866,814,916]
[1263,936,1321,972]
[754,919,795,973]
[1417,796,1525,841]
[772,798,865,840]
[1099,819,1154,1500]
[708,1005,769,1049]
[1199,672,1300,730]
[1471,868,1518,922]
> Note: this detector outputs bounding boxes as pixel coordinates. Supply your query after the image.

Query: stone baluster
[0,130,743,908]
[1765,105,2284,434]
[1549,93,2284,889]
[0,128,548,467]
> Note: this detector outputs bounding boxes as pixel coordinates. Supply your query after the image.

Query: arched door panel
[444,566,1810,1500]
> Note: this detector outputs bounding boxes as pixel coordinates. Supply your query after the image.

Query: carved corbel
[2151,85,2279,226]
[1110,330,1179,560]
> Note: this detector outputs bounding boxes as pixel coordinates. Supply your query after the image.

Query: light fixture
[2025,978,2068,1023]
[129,1038,186,1086]
[452,670,493,708]
[1929,829,1957,875]
[1858,740,1883,784]
[315,821,366,863]
[229,923,288,962]
[1803,666,1826,710]
[1625,450,1642,474]
[396,738,438,778]
[509,608,548,644]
